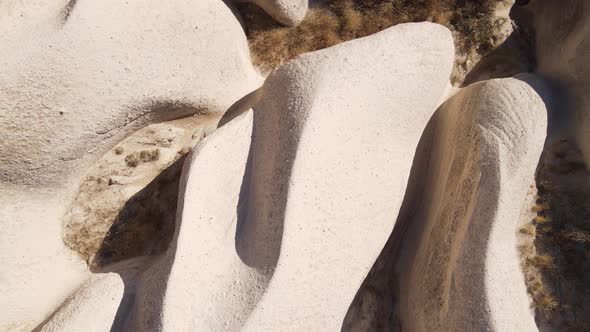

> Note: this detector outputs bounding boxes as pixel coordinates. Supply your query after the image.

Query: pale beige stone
[396,75,548,331]
[234,0,308,26]
[0,0,261,330]
[129,22,454,331]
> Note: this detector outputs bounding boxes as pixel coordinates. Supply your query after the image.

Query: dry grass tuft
[522,263,560,313]
[532,201,550,212]
[527,255,556,271]
[535,293,559,311]
[239,0,504,83]
[533,214,550,224]
[519,224,535,236]
[518,243,533,257]
[521,138,590,329]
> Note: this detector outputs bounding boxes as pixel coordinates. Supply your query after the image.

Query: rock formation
[0,0,261,189]
[396,75,547,331]
[0,0,260,330]
[233,0,308,26]
[529,0,590,167]
[1,0,587,331]
[129,22,454,331]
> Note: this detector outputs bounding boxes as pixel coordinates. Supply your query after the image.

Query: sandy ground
[63,115,218,267]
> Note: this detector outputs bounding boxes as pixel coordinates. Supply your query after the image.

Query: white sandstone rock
[0,0,262,189]
[130,22,454,331]
[396,75,548,331]
[0,0,261,329]
[235,0,308,26]
[37,257,148,332]
[37,273,126,332]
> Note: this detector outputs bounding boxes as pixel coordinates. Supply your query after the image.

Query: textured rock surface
[0,192,89,332]
[2,1,561,330]
[529,0,590,167]
[0,0,261,330]
[127,22,453,331]
[37,257,148,332]
[0,0,261,189]
[37,273,126,332]
[62,115,218,268]
[234,0,308,26]
[242,22,452,331]
[396,75,548,331]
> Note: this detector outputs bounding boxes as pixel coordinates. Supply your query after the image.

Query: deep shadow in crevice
[461,2,537,87]
[90,156,187,331]
[35,155,189,331]
[342,75,555,331]
[515,75,590,330]
[233,82,309,271]
[531,135,590,331]
[91,156,187,269]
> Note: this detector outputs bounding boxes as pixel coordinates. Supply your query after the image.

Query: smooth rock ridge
[396,75,548,331]
[0,0,261,330]
[128,22,454,331]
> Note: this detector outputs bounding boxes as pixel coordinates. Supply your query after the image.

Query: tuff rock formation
[0,0,260,329]
[2,0,588,331]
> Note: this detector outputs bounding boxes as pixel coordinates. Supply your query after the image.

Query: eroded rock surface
[234,0,308,26]
[0,0,261,189]
[396,75,547,331]
[4,1,577,331]
[63,115,218,268]
[0,0,261,330]
[128,22,453,331]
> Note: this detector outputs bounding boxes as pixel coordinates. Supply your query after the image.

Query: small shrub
[139,149,160,163]
[125,152,140,167]
[114,146,124,155]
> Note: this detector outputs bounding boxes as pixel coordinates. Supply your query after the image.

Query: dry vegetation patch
[239,0,509,84]
[520,137,590,330]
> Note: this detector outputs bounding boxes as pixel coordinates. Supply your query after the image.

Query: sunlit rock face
[0,0,261,329]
